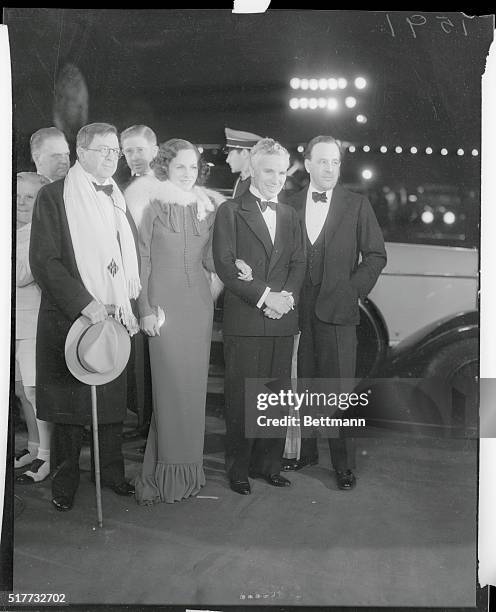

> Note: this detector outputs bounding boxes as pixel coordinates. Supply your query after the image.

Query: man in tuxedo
[30,122,138,511]
[30,127,70,182]
[284,135,387,490]
[224,127,262,198]
[119,125,158,445]
[213,138,306,495]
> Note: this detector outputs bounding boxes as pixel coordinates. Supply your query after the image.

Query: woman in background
[130,139,224,504]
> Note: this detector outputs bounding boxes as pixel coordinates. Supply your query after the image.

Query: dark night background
[3,9,494,246]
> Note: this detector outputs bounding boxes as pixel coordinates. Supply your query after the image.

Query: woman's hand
[235,258,253,282]
[140,313,161,337]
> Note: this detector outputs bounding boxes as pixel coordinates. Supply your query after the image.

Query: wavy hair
[151,138,209,184]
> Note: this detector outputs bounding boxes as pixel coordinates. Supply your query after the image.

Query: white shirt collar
[249,184,278,204]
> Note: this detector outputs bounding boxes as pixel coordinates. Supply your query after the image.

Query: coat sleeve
[349,196,387,298]
[29,186,93,321]
[282,207,306,305]
[212,201,268,307]
[136,203,156,318]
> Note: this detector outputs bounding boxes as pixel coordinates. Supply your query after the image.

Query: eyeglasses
[84,146,122,159]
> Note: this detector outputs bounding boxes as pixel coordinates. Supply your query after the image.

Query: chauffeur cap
[224,127,262,150]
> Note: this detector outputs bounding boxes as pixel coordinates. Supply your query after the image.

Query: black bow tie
[93,183,113,196]
[259,200,277,212]
[312,191,328,203]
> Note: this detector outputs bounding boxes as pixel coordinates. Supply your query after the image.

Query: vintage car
[208,240,479,437]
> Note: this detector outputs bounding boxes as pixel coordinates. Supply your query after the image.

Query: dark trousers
[224,335,294,481]
[52,422,125,499]
[298,282,356,471]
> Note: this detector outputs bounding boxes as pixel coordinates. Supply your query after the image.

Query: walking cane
[65,313,131,529]
[91,385,103,528]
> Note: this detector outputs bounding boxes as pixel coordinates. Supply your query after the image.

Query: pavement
[12,410,477,608]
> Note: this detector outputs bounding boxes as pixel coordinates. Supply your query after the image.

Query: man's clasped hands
[235,259,294,320]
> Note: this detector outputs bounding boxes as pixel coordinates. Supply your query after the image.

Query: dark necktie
[259,200,277,212]
[93,183,113,197]
[312,191,327,203]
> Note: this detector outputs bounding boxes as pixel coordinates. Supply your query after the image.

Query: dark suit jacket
[213,191,306,336]
[289,184,387,326]
[29,179,129,425]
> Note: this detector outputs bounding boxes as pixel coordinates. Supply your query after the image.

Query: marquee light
[356,114,367,124]
[362,168,373,180]
[421,210,434,224]
[410,146,418,154]
[355,77,367,89]
[309,98,318,109]
[300,98,309,109]
[345,96,357,108]
[443,211,456,225]
[289,98,299,109]
[348,145,356,153]
[380,146,388,153]
[290,78,300,89]
[319,78,328,90]
[441,148,448,156]
[425,147,433,154]
[301,79,309,90]
[395,146,403,154]
[457,148,465,156]
[297,145,304,153]
[328,78,338,90]
[472,149,479,156]
[309,79,319,90]
[363,145,370,152]
[338,78,348,89]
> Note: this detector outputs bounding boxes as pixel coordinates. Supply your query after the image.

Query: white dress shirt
[305,184,333,244]
[249,184,277,243]
[247,185,289,310]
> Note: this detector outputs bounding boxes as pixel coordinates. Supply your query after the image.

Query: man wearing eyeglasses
[30,127,70,182]
[283,135,387,491]
[29,123,140,512]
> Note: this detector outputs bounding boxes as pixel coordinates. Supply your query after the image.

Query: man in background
[120,124,158,186]
[224,127,262,198]
[30,127,70,182]
[120,124,158,446]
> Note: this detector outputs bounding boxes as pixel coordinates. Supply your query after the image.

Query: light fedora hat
[65,317,131,386]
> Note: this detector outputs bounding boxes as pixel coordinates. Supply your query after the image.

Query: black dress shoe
[282,456,318,471]
[250,472,291,487]
[104,481,135,496]
[335,469,356,490]
[229,479,251,495]
[52,496,74,512]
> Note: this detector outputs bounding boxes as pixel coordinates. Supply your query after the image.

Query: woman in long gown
[132,139,224,504]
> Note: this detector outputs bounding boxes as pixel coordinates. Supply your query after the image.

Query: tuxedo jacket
[288,184,387,326]
[213,191,306,336]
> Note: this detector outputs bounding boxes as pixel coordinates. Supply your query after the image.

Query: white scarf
[64,161,141,333]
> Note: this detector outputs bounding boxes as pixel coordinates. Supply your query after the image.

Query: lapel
[238,191,274,258]
[267,200,290,276]
[324,183,349,245]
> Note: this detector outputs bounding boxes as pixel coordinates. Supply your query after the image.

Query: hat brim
[65,316,131,386]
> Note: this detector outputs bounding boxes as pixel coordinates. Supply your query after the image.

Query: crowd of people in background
[13,121,386,511]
